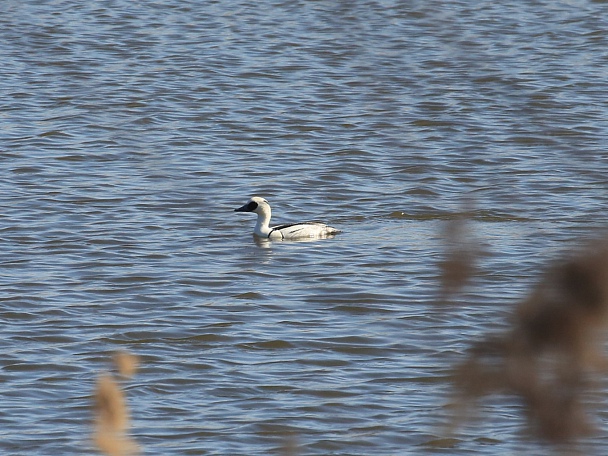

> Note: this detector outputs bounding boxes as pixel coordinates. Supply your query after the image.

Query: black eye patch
[235,200,259,212]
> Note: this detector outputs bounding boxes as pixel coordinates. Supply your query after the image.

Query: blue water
[2,0,608,454]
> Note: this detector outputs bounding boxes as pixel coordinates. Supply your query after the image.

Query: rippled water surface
[3,0,608,454]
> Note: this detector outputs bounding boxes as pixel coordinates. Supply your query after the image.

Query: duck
[234,196,341,240]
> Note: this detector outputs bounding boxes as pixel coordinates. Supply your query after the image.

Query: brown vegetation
[444,229,608,443]
[93,351,140,456]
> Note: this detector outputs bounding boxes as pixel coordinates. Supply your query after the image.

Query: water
[2,0,608,454]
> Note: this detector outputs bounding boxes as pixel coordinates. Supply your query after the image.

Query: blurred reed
[93,351,140,456]
[441,216,608,444]
[438,208,481,299]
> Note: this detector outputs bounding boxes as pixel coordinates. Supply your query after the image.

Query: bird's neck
[254,210,272,236]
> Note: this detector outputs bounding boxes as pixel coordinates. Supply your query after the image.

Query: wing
[269,222,330,239]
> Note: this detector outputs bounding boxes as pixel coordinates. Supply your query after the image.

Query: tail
[326,225,342,235]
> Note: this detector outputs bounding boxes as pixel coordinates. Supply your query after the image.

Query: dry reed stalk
[449,234,608,444]
[93,352,140,455]
[438,206,481,300]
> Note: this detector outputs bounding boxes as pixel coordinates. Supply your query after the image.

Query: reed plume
[93,351,140,455]
[448,232,608,443]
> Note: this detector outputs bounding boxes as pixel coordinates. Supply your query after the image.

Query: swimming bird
[234,196,341,240]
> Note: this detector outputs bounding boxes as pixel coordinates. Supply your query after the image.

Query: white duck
[234,196,341,240]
